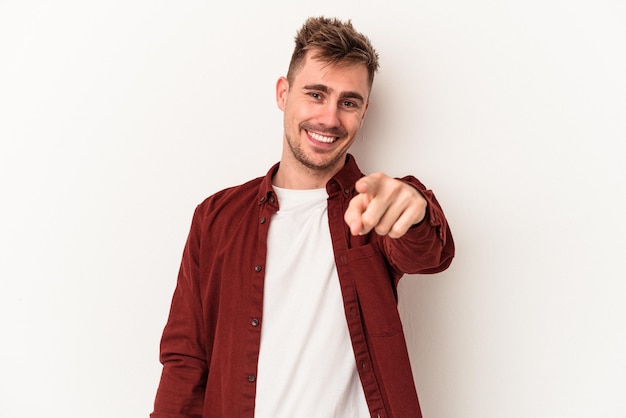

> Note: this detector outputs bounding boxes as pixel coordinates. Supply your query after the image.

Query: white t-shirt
[254,186,369,418]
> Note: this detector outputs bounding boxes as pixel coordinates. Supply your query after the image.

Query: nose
[316,102,341,128]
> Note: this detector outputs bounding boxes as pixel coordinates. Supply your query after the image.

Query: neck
[273,155,346,189]
[272,162,331,189]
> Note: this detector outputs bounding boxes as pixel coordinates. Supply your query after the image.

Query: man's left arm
[344,172,455,274]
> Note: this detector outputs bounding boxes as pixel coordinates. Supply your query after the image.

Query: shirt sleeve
[151,206,207,418]
[381,175,455,277]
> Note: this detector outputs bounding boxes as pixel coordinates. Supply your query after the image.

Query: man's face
[276,51,370,177]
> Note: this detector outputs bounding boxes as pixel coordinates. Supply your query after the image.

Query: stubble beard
[285,123,350,174]
[286,133,346,174]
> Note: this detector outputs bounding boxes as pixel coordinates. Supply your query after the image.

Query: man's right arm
[151,207,207,418]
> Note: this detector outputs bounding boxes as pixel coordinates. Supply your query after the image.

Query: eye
[342,100,356,108]
[309,92,322,100]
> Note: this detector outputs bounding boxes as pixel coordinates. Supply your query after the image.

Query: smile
[307,130,337,144]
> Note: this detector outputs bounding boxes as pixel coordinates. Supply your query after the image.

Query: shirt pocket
[347,244,403,337]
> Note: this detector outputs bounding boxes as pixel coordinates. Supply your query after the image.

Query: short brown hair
[286,16,379,88]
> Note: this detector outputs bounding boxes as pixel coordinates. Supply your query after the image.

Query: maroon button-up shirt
[151,155,454,418]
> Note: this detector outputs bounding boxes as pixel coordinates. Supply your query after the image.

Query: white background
[1,1,625,417]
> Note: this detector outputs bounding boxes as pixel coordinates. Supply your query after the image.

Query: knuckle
[375,224,389,236]
[389,224,406,238]
[361,214,376,230]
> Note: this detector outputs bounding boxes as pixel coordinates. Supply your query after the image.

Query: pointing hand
[344,173,427,238]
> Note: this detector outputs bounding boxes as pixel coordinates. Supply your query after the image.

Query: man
[151,16,454,418]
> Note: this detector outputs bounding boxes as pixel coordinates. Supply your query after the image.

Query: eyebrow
[303,84,366,104]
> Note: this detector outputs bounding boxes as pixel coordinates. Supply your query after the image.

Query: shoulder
[195,176,264,218]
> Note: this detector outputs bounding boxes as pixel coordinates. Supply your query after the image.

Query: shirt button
[344,188,350,195]
[254,265,262,272]
[260,217,266,224]
[247,374,256,382]
[251,318,259,327]
[259,196,266,203]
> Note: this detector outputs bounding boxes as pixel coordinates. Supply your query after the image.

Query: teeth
[308,131,336,143]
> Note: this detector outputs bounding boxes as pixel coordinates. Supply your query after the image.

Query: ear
[276,77,289,111]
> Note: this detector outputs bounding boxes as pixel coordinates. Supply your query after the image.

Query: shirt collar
[257,154,364,206]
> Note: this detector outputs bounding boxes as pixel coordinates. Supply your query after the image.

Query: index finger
[355,173,384,197]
